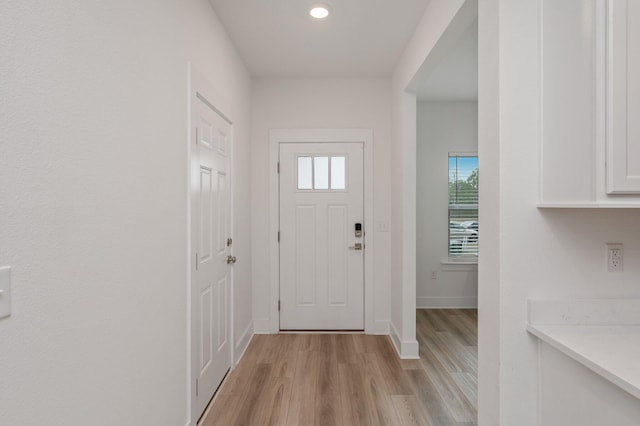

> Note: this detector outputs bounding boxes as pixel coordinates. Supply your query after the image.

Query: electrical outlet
[606,243,623,273]
[430,270,437,280]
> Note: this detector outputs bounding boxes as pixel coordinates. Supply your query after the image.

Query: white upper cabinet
[607,0,640,194]
[539,0,640,207]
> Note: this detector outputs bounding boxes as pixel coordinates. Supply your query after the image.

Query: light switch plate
[376,220,389,232]
[0,266,11,319]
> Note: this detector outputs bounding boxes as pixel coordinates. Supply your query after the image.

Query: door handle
[348,243,363,250]
[227,255,237,264]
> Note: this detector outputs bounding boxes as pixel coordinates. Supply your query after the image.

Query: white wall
[0,1,252,425]
[417,101,478,308]
[478,0,640,424]
[250,77,392,334]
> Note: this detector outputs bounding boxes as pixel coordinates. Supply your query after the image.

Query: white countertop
[527,299,640,400]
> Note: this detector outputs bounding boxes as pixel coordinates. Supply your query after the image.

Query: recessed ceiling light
[309,5,330,19]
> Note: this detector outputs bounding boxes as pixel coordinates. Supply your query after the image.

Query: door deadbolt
[355,223,362,238]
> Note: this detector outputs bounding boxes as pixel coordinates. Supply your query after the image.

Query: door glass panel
[331,156,346,189]
[314,156,329,189]
[297,156,313,190]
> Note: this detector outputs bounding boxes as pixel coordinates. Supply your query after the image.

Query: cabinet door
[607,0,640,194]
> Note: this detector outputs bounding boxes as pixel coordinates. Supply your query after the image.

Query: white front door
[279,142,364,330]
[191,91,232,418]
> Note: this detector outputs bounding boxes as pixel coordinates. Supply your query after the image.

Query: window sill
[440,258,478,271]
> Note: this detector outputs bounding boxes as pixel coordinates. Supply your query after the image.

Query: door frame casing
[187,63,235,425]
[268,129,374,334]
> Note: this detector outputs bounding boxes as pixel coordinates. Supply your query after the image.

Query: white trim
[441,258,478,265]
[417,297,478,309]
[269,129,375,334]
[186,66,193,426]
[538,0,546,208]
[401,92,418,359]
[228,109,236,376]
[390,321,420,359]
[537,202,640,209]
[595,0,607,203]
[448,151,479,157]
[401,340,420,359]
[268,135,280,333]
[440,259,478,271]
[234,323,253,366]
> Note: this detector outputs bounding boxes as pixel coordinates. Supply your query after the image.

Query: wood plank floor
[200,309,477,426]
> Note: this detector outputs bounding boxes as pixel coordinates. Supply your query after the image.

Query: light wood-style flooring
[201,309,477,425]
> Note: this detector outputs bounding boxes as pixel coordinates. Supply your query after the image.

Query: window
[448,154,478,258]
[297,157,313,189]
[297,155,347,190]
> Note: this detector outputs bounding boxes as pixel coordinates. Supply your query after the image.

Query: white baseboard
[417,296,478,309]
[234,323,253,365]
[253,318,272,334]
[389,321,420,359]
[400,339,419,359]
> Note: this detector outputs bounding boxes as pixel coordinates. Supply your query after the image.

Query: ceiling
[209,0,430,77]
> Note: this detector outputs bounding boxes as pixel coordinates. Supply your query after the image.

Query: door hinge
[227,237,233,247]
[278,300,281,312]
[277,162,280,173]
[195,127,198,145]
[277,231,280,242]
[196,379,198,396]
[195,252,198,271]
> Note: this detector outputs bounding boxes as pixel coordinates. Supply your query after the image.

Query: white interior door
[279,142,364,330]
[191,92,232,418]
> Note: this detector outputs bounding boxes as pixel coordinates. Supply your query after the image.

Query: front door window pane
[331,156,346,189]
[297,156,313,190]
[314,156,329,189]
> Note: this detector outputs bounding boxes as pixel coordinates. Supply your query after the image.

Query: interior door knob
[227,255,237,264]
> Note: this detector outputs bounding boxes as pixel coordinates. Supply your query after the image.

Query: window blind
[448,155,479,257]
